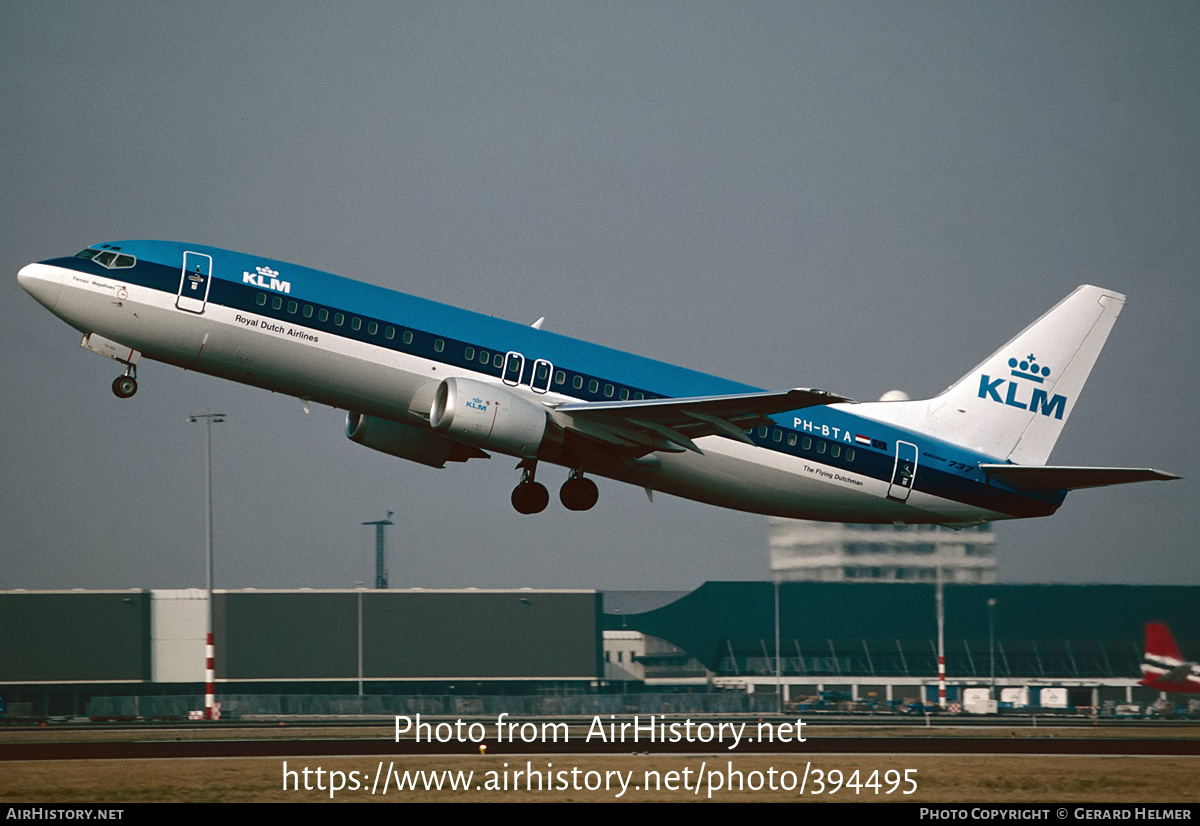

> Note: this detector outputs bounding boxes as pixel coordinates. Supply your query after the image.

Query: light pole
[188,411,225,720]
[936,565,946,710]
[988,597,997,701]
[774,576,782,713]
[362,512,394,589]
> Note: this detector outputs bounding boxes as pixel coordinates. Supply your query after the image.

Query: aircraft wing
[979,464,1180,493]
[551,387,853,454]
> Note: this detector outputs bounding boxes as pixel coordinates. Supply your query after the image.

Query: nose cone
[18,263,63,312]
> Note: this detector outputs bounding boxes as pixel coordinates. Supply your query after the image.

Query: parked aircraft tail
[1145,622,1185,664]
[1140,622,1200,692]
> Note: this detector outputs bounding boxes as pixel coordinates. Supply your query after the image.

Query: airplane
[1139,623,1200,694]
[17,240,1178,521]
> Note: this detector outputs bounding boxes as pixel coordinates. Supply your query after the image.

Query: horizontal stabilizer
[1157,664,1195,683]
[980,464,1180,493]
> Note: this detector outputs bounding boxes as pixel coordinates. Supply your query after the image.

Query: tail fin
[1141,622,1189,687]
[1146,622,1184,661]
[857,285,1125,464]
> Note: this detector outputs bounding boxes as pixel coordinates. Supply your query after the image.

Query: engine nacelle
[430,377,555,458]
[345,411,485,468]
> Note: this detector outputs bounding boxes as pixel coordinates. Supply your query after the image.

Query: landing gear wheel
[560,476,599,511]
[112,375,138,399]
[511,482,549,514]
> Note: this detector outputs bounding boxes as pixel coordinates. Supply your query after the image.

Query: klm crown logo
[1009,354,1051,382]
[978,353,1067,419]
[242,264,291,294]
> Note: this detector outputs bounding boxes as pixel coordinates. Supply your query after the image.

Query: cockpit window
[75,248,136,269]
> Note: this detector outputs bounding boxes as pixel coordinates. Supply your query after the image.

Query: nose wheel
[560,472,599,511]
[112,366,138,399]
[511,460,549,514]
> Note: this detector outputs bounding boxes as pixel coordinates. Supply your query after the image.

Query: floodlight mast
[362,511,394,589]
[188,411,225,721]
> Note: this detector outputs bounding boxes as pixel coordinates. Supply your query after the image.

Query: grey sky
[2,2,1197,591]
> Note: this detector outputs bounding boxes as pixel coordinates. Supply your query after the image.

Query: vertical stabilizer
[1146,622,1184,661]
[1141,622,1193,689]
[856,285,1125,465]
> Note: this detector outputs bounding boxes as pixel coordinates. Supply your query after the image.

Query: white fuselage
[17,246,1063,524]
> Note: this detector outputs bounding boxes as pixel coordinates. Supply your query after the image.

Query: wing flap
[980,464,1180,493]
[552,387,853,454]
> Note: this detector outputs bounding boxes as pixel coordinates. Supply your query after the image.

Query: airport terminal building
[0,582,1194,718]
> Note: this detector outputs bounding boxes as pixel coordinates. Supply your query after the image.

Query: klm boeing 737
[18,241,1177,521]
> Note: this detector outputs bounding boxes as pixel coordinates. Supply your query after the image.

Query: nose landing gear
[111,365,138,398]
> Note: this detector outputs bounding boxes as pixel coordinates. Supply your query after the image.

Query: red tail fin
[1146,622,1183,660]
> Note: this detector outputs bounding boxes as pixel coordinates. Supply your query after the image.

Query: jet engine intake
[430,377,558,458]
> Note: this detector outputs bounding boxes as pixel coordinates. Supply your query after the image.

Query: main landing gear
[511,460,550,514]
[510,461,600,514]
[560,470,599,511]
[111,364,138,399]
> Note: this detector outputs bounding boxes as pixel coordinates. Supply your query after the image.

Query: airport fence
[85,692,784,719]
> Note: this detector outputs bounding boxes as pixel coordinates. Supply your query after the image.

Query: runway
[4,721,1199,761]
